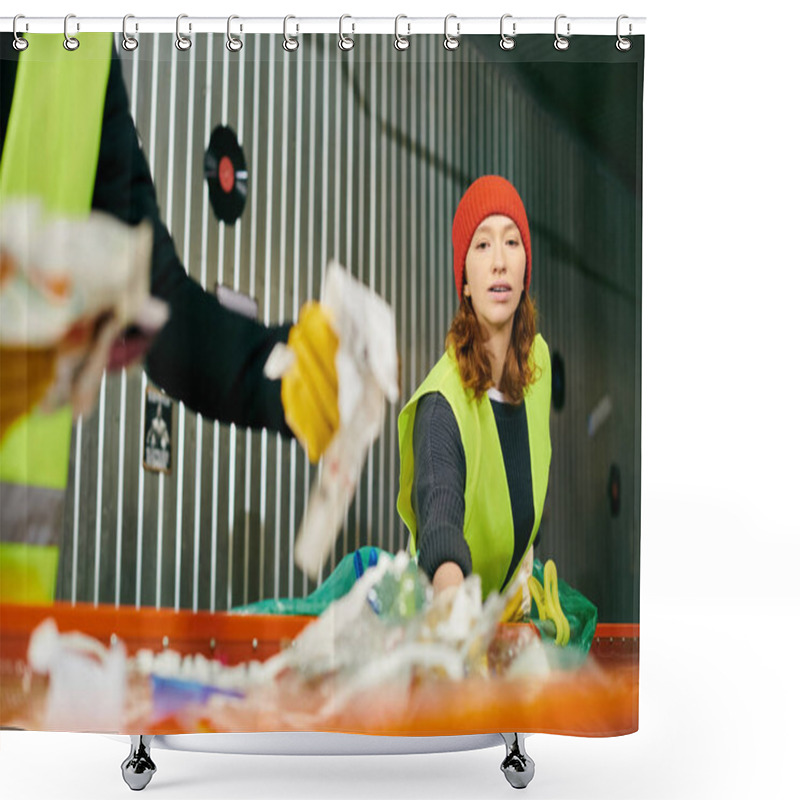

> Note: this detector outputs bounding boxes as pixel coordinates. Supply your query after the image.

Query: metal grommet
[339,15,355,51]
[122,14,139,52]
[499,14,516,51]
[12,15,29,51]
[554,14,570,51]
[616,15,632,51]
[283,15,299,52]
[394,15,410,51]
[443,14,460,51]
[227,15,243,52]
[63,14,80,51]
[175,14,192,51]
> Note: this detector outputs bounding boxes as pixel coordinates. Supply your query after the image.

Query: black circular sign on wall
[204,125,248,225]
[551,351,566,411]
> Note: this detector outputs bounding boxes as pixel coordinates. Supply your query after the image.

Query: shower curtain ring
[394,15,410,51]
[122,14,139,51]
[554,14,570,51]
[443,14,460,51]
[175,14,192,51]
[499,14,516,50]
[616,15,632,51]
[283,15,299,51]
[339,15,355,51]
[63,14,80,51]
[12,15,28,51]
[227,15,243,52]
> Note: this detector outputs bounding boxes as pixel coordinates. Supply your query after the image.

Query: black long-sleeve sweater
[0,35,292,434]
[412,390,534,591]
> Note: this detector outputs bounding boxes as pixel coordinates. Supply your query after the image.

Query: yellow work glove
[281,301,339,463]
[0,346,57,442]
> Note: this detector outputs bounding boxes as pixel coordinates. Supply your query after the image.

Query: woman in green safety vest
[397,175,551,605]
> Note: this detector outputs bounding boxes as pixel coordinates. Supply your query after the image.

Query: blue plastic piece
[353,550,364,579]
[150,675,245,721]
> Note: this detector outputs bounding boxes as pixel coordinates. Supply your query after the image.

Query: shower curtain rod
[0,15,646,37]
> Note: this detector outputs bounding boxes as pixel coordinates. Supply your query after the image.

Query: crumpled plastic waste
[506,634,589,678]
[19,563,600,732]
[233,553,596,697]
[366,553,428,622]
[250,552,511,717]
[0,200,169,417]
[27,618,127,731]
[141,556,585,700]
[257,550,407,681]
[18,551,598,731]
[264,262,398,578]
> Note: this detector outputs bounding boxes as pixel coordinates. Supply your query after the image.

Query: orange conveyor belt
[0,603,638,737]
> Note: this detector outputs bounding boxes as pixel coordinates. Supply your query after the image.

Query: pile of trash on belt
[21,552,599,732]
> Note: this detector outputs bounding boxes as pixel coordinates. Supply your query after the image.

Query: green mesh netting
[232,547,390,616]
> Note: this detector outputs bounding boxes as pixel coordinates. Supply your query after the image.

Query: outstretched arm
[412,392,473,591]
[92,48,291,433]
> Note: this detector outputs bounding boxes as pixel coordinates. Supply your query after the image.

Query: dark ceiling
[468,35,643,194]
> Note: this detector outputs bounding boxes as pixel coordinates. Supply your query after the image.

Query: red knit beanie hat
[451,175,532,299]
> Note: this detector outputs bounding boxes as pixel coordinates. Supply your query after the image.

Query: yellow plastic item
[500,559,572,646]
[281,301,339,463]
[0,346,57,443]
[500,582,525,623]
[527,560,570,646]
[528,574,547,620]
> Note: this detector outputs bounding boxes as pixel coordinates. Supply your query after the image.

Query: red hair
[445,292,539,405]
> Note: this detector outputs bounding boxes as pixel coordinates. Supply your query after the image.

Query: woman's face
[463,214,526,335]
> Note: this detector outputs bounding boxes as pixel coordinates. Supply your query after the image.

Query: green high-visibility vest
[0,33,113,603]
[397,333,552,599]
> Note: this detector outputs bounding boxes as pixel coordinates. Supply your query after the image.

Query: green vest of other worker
[397,333,552,600]
[0,33,113,604]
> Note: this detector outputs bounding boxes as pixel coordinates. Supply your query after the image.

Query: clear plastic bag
[265,262,398,578]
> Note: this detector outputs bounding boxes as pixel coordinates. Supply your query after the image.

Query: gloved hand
[0,346,57,442]
[281,301,339,463]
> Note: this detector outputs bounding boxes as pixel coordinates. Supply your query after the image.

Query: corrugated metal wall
[57,34,640,622]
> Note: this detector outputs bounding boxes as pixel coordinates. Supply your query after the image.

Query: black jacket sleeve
[91,48,292,434]
[412,392,473,581]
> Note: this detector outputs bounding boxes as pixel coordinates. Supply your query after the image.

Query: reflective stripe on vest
[0,33,113,602]
[397,333,552,599]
